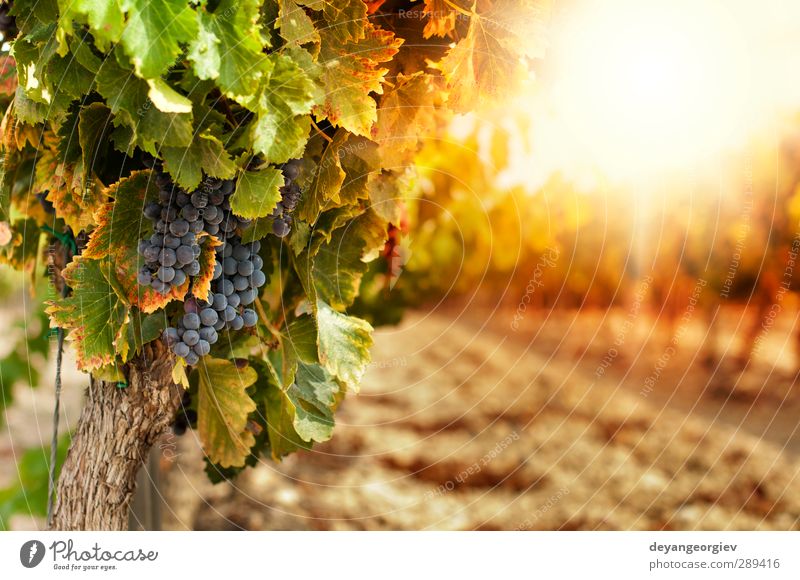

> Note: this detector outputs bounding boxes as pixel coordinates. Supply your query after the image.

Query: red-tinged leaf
[315,22,403,137]
[85,171,193,312]
[46,257,127,372]
[422,0,461,38]
[374,72,440,166]
[0,56,17,97]
[432,0,550,111]
[83,170,159,259]
[192,235,222,303]
[114,243,191,314]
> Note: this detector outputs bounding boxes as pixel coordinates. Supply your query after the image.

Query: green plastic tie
[41,225,78,255]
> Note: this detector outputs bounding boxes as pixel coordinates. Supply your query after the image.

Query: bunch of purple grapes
[141,163,276,366]
[163,238,266,364]
[137,171,204,294]
[269,160,302,238]
[163,298,218,366]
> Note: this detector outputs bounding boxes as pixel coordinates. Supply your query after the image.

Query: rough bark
[49,341,182,531]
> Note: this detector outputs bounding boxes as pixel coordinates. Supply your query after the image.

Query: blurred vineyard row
[353,105,800,364]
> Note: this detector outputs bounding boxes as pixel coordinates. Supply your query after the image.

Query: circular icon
[20,540,46,568]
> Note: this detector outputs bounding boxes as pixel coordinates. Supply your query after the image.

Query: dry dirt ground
[150,306,800,531]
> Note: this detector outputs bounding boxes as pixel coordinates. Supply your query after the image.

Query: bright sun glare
[547,0,756,180]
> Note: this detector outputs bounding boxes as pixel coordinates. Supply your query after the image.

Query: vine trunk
[49,341,181,531]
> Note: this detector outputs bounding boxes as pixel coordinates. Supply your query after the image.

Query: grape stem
[310,118,333,144]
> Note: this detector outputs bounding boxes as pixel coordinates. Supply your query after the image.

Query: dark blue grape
[173,269,187,286]
[157,266,175,283]
[183,313,201,330]
[137,268,151,285]
[250,270,267,287]
[233,275,249,292]
[172,342,190,358]
[212,293,227,311]
[237,261,254,276]
[273,219,290,238]
[185,260,201,276]
[194,340,211,356]
[200,308,218,326]
[229,315,244,331]
[239,288,256,305]
[199,327,218,343]
[223,305,236,322]
[176,245,194,265]
[183,329,200,346]
[159,248,177,267]
[163,327,180,345]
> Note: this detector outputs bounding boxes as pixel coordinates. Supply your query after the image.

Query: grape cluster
[163,298,217,366]
[206,237,265,331]
[191,176,250,238]
[163,238,266,364]
[269,160,302,238]
[140,164,272,366]
[137,171,206,294]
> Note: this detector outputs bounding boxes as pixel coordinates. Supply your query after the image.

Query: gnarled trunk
[49,342,182,531]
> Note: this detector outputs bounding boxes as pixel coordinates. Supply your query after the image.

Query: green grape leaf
[12,23,58,104]
[279,313,318,386]
[297,226,365,309]
[299,0,367,44]
[196,357,258,468]
[118,309,167,363]
[315,22,402,137]
[120,0,199,79]
[146,78,193,114]
[297,209,388,308]
[78,102,114,185]
[339,135,380,203]
[296,130,347,222]
[188,0,266,104]
[315,299,373,391]
[96,49,193,154]
[161,133,237,191]
[263,360,338,460]
[229,167,284,219]
[276,0,319,45]
[249,53,318,164]
[59,0,125,51]
[46,257,127,371]
[367,171,408,225]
